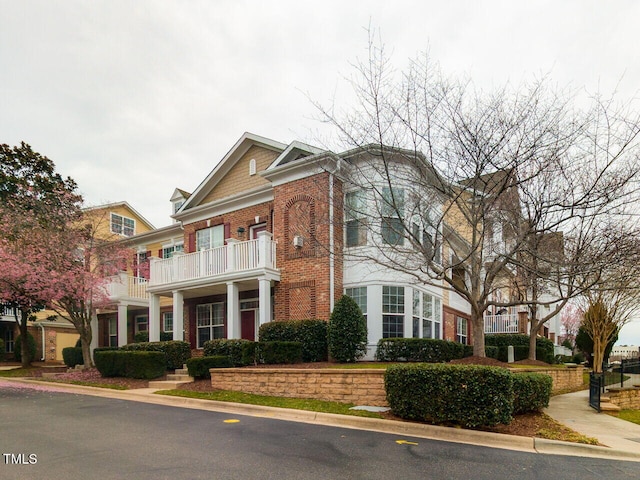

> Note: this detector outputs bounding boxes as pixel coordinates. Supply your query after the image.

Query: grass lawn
[156,389,384,418]
[0,367,37,377]
[614,410,640,425]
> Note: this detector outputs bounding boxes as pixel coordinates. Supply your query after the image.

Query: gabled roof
[266,141,326,170]
[170,188,191,202]
[82,201,155,230]
[177,132,287,215]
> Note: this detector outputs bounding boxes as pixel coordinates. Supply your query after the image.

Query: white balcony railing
[484,313,520,334]
[106,273,149,300]
[149,235,277,287]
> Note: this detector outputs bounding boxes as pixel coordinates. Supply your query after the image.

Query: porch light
[237,227,245,239]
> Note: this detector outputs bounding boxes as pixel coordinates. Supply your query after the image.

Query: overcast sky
[2,1,640,345]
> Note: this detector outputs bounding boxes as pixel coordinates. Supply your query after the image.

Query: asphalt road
[0,386,639,480]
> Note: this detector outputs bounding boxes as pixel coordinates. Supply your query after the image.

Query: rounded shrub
[62,347,84,368]
[121,341,191,370]
[14,332,37,363]
[94,350,166,379]
[328,295,367,363]
[375,338,465,362]
[257,341,303,364]
[203,339,254,366]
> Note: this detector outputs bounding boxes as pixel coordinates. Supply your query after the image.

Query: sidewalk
[1,376,639,462]
[543,374,640,458]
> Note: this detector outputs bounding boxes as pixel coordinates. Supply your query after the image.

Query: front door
[241,310,256,341]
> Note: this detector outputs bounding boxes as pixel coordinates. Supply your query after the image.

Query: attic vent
[249,158,257,176]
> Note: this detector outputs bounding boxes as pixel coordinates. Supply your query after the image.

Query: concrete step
[166,373,193,382]
[599,402,621,412]
[148,379,193,390]
[600,395,611,402]
[174,368,189,376]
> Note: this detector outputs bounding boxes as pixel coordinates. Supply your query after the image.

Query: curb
[2,377,639,462]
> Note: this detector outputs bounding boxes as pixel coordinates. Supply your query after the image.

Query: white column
[117,304,128,346]
[256,231,273,268]
[227,281,239,339]
[226,238,237,273]
[172,290,184,341]
[259,278,271,328]
[149,293,161,342]
[90,311,99,354]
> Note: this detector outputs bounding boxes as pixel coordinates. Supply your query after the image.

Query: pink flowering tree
[0,143,82,367]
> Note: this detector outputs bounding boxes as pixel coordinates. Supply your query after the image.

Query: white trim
[83,201,155,230]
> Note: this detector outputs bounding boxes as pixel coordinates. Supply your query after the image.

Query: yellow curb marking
[396,440,418,446]
[223,419,240,423]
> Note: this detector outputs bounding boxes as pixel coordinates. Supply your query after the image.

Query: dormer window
[173,200,184,215]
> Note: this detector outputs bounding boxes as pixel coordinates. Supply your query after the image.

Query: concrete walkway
[543,374,640,458]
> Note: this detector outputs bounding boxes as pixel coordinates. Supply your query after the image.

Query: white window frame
[135,314,148,334]
[412,290,442,339]
[345,190,368,247]
[456,316,468,344]
[380,187,405,246]
[110,213,136,237]
[162,312,173,333]
[196,225,224,251]
[196,302,225,348]
[108,318,118,347]
[382,286,404,338]
[161,242,184,259]
[345,287,367,320]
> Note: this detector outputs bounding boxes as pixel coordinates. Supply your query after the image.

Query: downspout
[329,172,335,311]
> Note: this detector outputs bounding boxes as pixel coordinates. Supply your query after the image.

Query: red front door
[241,310,256,341]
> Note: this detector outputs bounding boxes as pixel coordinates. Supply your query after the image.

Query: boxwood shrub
[94,350,166,379]
[512,372,553,414]
[485,334,554,363]
[14,333,37,363]
[385,363,514,427]
[203,339,254,366]
[62,347,84,368]
[462,345,500,359]
[186,356,232,378]
[258,319,328,362]
[257,341,303,364]
[121,341,191,370]
[375,338,465,363]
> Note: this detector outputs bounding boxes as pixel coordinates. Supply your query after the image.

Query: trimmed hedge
[512,372,553,414]
[258,341,303,364]
[485,334,554,363]
[94,350,166,379]
[328,295,367,363]
[376,338,465,363]
[121,341,191,369]
[186,356,232,378]
[134,331,174,343]
[203,339,254,366]
[258,319,328,362]
[62,347,84,368]
[0,339,4,361]
[385,363,514,427]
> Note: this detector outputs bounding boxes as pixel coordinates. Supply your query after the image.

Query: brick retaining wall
[210,366,585,406]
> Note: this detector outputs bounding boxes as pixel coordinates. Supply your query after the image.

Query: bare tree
[313,36,640,356]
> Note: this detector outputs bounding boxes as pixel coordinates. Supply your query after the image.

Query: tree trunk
[592,336,603,374]
[528,329,538,362]
[19,310,30,368]
[79,322,93,368]
[471,312,486,357]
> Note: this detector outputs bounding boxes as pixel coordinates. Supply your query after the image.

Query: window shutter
[224,222,231,244]
[188,233,196,253]
[158,248,163,259]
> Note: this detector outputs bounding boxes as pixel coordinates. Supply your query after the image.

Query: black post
[621,358,625,388]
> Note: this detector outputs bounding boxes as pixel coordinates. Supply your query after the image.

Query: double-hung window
[196,225,224,251]
[456,316,468,344]
[135,315,148,334]
[345,190,368,247]
[196,303,224,348]
[382,286,404,338]
[108,318,118,347]
[412,290,442,339]
[162,243,184,259]
[110,213,135,236]
[163,312,173,333]
[345,287,367,320]
[381,187,405,246]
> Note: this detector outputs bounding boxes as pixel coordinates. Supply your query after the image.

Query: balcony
[1,303,19,321]
[148,235,278,290]
[106,273,149,305]
[484,310,522,334]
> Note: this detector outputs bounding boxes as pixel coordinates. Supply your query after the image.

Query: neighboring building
[1,202,155,362]
[610,345,640,361]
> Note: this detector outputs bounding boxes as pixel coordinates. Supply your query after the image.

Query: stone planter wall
[606,386,640,409]
[210,365,585,406]
[210,368,388,406]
